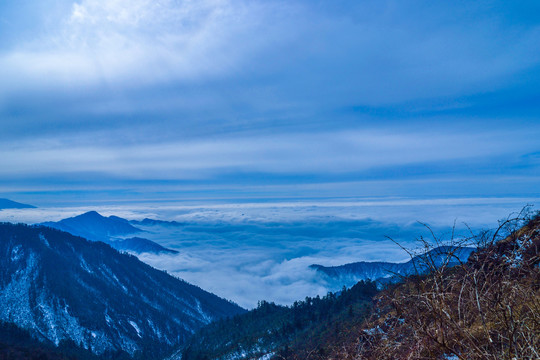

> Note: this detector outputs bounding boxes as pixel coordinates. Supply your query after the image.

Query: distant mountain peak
[78,210,101,217]
[0,198,36,209]
[40,212,182,254]
[73,211,129,224]
[41,211,142,242]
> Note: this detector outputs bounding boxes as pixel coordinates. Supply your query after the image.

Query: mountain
[311,245,476,286]
[112,237,179,254]
[0,320,102,360]
[179,247,472,360]
[180,281,378,360]
[42,211,141,242]
[0,223,245,358]
[0,198,36,209]
[41,211,178,254]
[130,218,184,227]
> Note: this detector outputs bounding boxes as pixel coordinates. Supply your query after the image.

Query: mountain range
[0,223,244,358]
[311,245,476,286]
[42,211,178,255]
[0,198,36,210]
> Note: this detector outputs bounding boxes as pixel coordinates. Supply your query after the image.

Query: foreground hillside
[355,213,540,359]
[0,223,244,359]
[0,320,101,360]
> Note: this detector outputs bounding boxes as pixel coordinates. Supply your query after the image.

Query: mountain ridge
[0,198,36,209]
[311,245,476,285]
[113,237,179,254]
[41,211,142,242]
[41,211,178,255]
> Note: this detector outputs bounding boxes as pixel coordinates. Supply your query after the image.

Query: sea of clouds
[0,197,537,308]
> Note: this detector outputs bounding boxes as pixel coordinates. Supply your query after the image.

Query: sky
[0,0,538,207]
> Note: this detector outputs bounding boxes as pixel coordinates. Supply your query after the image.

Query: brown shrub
[355,209,540,360]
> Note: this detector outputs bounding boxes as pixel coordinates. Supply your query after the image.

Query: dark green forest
[182,280,378,360]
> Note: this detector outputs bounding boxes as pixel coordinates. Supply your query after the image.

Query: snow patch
[147,318,162,338]
[39,233,50,248]
[0,252,38,328]
[79,257,93,274]
[105,312,112,325]
[129,320,142,338]
[100,265,128,293]
[0,251,119,355]
[194,299,213,324]
[10,245,24,262]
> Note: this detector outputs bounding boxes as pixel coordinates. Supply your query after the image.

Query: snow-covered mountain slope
[311,246,476,286]
[0,223,245,358]
[41,211,177,254]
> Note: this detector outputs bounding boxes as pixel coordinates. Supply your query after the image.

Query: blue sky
[1,0,539,206]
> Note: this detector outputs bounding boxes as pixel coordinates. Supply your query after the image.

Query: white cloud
[0,0,299,93]
[137,233,411,308]
[106,197,535,308]
[0,126,538,180]
[2,0,538,104]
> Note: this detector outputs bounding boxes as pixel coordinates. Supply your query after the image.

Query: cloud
[0,0,298,92]
[2,0,539,104]
[1,126,539,181]
[117,197,535,308]
[1,199,536,307]
[136,223,417,308]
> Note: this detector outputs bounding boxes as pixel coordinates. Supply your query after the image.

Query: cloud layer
[1,0,539,205]
[1,198,536,308]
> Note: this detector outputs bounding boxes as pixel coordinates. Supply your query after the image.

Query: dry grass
[353,209,540,360]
